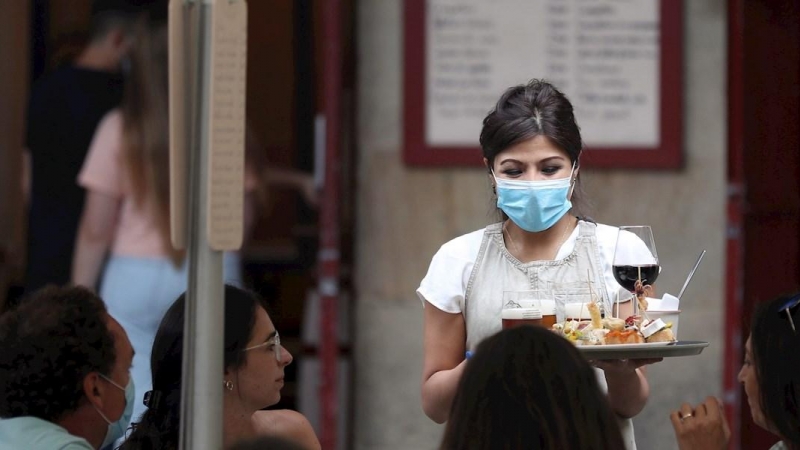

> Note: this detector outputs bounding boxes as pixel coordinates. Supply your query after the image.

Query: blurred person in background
[71,3,321,421]
[439,325,625,450]
[22,0,154,296]
[0,286,134,450]
[670,292,800,450]
[121,285,319,450]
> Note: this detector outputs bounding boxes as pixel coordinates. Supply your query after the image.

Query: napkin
[646,293,680,311]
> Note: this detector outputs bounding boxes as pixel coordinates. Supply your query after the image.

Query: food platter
[577,340,709,360]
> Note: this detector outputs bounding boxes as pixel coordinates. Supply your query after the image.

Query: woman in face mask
[417,79,659,449]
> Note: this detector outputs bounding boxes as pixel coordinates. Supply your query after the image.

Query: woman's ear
[567,165,579,200]
[483,157,491,173]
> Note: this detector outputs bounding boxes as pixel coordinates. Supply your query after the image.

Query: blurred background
[0,1,798,449]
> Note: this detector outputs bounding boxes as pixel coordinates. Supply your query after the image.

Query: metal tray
[577,340,709,360]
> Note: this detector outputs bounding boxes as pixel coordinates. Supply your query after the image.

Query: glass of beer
[501,290,550,329]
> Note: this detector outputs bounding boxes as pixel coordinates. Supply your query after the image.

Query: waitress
[417,79,658,449]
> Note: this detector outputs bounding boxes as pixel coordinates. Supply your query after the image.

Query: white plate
[577,341,709,360]
[585,342,672,350]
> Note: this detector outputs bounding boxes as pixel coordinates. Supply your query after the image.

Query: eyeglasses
[243,331,282,362]
[778,295,800,333]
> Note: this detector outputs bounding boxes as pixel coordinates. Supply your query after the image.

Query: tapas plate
[578,340,709,360]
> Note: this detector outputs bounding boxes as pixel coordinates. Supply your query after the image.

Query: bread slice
[605,329,644,345]
[645,327,675,343]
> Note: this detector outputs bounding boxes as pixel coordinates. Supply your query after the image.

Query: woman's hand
[670,397,730,450]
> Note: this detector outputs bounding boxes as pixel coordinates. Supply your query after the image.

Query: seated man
[0,286,135,449]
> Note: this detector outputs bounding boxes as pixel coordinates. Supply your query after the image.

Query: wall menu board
[404,0,683,168]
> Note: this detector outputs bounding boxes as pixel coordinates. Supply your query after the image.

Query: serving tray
[577,340,709,360]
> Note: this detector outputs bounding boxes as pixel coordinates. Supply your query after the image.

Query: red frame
[403,0,683,169]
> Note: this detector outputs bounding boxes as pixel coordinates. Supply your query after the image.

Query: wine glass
[612,226,660,315]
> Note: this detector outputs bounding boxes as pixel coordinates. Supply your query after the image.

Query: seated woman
[440,325,625,449]
[121,285,320,450]
[671,292,800,450]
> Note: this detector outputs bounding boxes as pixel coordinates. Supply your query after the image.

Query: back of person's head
[229,435,308,450]
[0,285,116,422]
[750,292,800,447]
[89,0,161,42]
[122,285,269,450]
[440,326,624,450]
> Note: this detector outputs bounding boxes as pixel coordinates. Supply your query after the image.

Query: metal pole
[179,1,225,449]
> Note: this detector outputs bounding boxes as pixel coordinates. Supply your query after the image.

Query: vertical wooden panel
[0,0,31,309]
[48,0,91,68]
[737,0,800,448]
[245,0,298,244]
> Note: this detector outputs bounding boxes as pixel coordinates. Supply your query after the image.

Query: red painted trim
[724,0,745,447]
[403,0,684,169]
[320,0,342,448]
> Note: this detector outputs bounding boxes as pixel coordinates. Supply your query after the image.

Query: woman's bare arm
[71,190,120,289]
[421,303,468,424]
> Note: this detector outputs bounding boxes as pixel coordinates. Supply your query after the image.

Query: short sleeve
[416,231,483,314]
[78,110,126,197]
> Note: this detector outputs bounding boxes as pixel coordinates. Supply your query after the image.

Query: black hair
[0,285,116,422]
[121,284,269,450]
[229,435,308,450]
[750,292,800,447]
[440,326,625,450]
[480,79,588,217]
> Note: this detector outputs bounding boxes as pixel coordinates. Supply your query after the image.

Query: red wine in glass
[612,264,660,292]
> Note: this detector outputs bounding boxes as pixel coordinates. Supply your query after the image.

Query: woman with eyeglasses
[121,285,320,450]
[670,292,800,450]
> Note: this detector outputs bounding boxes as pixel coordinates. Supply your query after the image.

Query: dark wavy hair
[0,285,116,422]
[750,292,800,447]
[229,435,307,450]
[480,79,588,216]
[440,326,624,450]
[121,285,268,450]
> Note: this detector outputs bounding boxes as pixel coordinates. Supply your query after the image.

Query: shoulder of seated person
[252,410,320,450]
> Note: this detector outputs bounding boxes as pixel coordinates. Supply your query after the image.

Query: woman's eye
[541,166,562,175]
[501,169,522,176]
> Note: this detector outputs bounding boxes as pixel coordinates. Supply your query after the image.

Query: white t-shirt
[417,222,646,313]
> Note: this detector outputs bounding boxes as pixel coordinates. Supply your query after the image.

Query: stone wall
[353,1,727,448]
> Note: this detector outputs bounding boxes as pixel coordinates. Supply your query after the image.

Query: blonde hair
[120,19,184,266]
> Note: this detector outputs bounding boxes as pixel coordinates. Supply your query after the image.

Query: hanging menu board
[404,0,682,168]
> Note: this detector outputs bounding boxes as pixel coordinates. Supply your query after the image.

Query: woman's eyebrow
[262,330,278,343]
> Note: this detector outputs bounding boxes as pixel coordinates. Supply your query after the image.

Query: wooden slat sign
[404,0,683,169]
[207,0,248,250]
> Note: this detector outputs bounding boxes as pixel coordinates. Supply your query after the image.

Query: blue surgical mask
[493,165,575,232]
[93,374,135,449]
